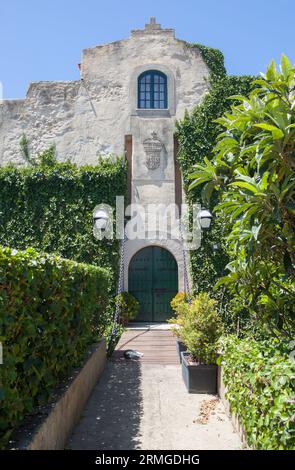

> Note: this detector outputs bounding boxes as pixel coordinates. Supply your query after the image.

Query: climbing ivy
[193,43,227,80]
[176,45,255,331]
[0,156,127,290]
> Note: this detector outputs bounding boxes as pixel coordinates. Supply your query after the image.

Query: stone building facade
[0,18,209,321]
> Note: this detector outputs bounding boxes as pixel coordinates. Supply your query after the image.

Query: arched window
[138,70,168,109]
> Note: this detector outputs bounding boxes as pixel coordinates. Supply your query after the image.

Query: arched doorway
[128,246,178,322]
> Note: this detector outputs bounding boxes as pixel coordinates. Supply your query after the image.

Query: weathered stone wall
[0,21,209,166]
[0,20,208,292]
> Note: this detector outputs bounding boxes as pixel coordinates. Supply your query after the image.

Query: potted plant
[115,291,139,326]
[169,292,190,363]
[180,292,223,394]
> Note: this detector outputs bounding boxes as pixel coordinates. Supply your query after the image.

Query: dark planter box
[181,352,217,394]
[176,339,187,363]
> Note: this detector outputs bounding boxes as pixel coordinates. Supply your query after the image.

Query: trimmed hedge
[0,246,111,448]
[0,157,127,290]
[220,336,295,450]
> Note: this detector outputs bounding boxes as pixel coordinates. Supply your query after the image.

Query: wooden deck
[112,328,179,365]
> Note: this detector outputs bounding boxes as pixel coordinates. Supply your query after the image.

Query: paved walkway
[67,328,242,450]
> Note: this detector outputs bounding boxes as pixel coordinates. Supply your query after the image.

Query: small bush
[0,246,110,448]
[170,292,188,312]
[181,293,223,364]
[115,291,139,325]
[169,292,190,337]
[220,336,295,450]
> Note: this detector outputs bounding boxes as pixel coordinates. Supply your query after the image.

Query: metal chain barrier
[109,229,126,349]
[108,221,191,350]
[179,221,191,305]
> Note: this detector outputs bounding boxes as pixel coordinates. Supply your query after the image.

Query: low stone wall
[12,339,106,450]
[217,366,249,448]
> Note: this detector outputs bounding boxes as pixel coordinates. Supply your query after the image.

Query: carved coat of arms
[143,132,163,170]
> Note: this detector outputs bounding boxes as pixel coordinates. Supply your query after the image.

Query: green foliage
[189,55,295,337]
[20,134,32,166]
[19,138,58,167]
[176,292,223,364]
[115,291,139,325]
[0,245,111,448]
[170,291,189,312]
[176,56,255,332]
[0,157,127,290]
[176,75,255,186]
[168,292,189,337]
[37,145,58,167]
[193,43,227,80]
[220,336,295,449]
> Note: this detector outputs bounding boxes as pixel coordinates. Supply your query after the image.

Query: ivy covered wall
[0,157,127,289]
[176,44,255,329]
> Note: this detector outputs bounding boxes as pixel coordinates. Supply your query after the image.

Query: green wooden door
[128,246,178,322]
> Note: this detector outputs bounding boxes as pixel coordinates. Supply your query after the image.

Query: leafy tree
[176,69,255,333]
[189,55,295,338]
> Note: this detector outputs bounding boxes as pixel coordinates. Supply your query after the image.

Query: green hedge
[220,336,295,450]
[0,157,127,290]
[0,246,111,448]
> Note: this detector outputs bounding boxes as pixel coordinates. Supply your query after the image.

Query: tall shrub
[189,56,295,337]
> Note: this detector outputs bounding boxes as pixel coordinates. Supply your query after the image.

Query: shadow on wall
[67,361,143,450]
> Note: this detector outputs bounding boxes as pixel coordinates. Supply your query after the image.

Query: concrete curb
[12,339,107,450]
[218,365,249,448]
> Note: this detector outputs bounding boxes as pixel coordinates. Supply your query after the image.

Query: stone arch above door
[124,238,187,293]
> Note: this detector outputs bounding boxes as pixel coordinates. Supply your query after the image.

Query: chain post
[109,229,126,349]
[179,221,191,305]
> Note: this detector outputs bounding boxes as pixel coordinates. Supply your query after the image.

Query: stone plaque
[143,132,163,170]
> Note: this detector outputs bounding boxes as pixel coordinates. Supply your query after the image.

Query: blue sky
[1,0,294,99]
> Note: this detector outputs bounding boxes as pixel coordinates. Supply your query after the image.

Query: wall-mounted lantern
[198,209,213,230]
[93,208,109,231]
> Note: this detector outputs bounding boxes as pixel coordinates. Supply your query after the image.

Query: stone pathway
[67,327,241,450]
